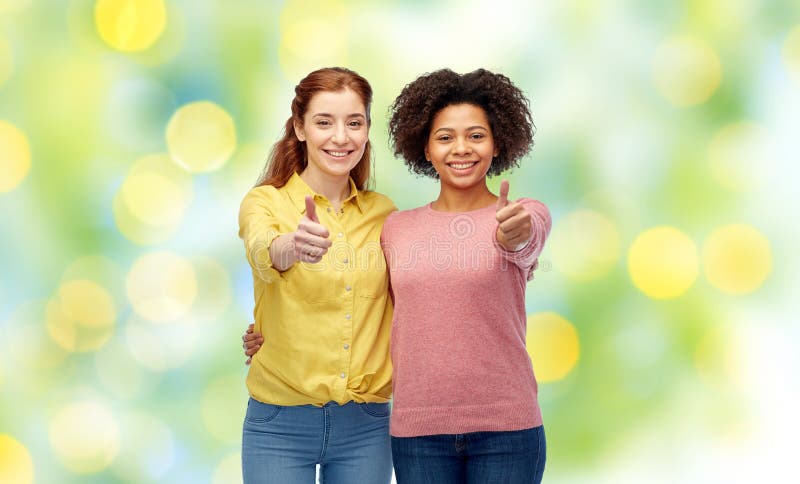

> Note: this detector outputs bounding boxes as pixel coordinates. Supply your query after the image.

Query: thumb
[496,180,509,211]
[305,195,319,222]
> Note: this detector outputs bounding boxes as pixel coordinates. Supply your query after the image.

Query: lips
[324,149,352,158]
[446,161,479,170]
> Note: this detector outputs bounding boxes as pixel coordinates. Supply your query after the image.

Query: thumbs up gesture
[495,180,533,251]
[292,195,332,263]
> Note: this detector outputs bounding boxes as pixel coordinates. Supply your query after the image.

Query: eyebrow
[311,113,366,119]
[432,125,489,134]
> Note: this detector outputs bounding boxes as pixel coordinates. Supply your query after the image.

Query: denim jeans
[242,397,392,484]
[391,426,546,484]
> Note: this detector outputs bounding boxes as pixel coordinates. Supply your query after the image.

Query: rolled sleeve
[494,198,552,281]
[239,188,285,283]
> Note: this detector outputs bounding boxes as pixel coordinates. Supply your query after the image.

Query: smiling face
[294,88,369,182]
[424,103,498,192]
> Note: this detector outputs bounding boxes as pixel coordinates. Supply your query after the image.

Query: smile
[324,150,352,158]
[447,161,479,170]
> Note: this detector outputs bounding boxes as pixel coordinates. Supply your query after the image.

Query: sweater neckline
[423,201,497,216]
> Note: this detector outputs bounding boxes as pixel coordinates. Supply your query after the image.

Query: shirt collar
[284,172,364,214]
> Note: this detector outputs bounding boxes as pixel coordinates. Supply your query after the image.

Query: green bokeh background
[2,0,799,482]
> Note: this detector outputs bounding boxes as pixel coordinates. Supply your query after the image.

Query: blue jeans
[242,397,392,484]
[391,426,546,484]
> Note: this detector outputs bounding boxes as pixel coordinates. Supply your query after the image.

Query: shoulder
[240,184,285,213]
[360,190,395,209]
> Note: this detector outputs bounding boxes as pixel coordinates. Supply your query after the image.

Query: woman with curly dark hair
[381,68,551,483]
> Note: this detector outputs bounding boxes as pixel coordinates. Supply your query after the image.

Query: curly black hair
[388,68,534,178]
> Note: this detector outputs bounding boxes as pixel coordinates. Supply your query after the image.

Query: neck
[431,181,495,212]
[299,169,351,210]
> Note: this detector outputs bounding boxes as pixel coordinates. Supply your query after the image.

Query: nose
[452,136,471,155]
[332,123,348,145]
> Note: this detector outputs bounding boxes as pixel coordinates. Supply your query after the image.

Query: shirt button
[327,207,332,212]
[340,373,346,379]
[338,232,344,238]
[343,344,350,350]
[342,258,349,264]
[345,285,351,291]
[345,313,351,320]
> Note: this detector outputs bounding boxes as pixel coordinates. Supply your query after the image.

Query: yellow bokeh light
[526,312,580,383]
[0,0,30,14]
[113,154,193,245]
[166,101,237,173]
[49,401,120,474]
[6,300,70,371]
[784,25,800,84]
[202,375,247,444]
[708,122,770,192]
[695,324,745,392]
[111,412,175,482]
[126,251,197,323]
[628,226,698,299]
[550,210,620,281]
[0,35,11,88]
[703,224,772,294]
[95,340,159,399]
[46,279,116,353]
[0,120,31,192]
[652,35,722,106]
[0,434,34,484]
[278,0,349,81]
[189,257,233,324]
[212,453,243,484]
[125,316,197,370]
[94,0,166,52]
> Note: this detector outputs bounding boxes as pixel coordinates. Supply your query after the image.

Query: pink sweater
[380,199,552,437]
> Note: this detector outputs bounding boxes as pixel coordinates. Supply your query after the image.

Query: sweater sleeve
[493,198,552,281]
[238,187,286,283]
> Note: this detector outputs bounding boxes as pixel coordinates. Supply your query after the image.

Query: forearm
[269,233,298,272]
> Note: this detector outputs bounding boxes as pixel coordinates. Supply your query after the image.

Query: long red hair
[256,67,374,190]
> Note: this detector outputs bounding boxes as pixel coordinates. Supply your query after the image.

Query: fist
[293,195,332,263]
[495,180,533,251]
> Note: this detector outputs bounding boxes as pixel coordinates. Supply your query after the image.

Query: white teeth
[327,151,348,157]
[449,162,476,169]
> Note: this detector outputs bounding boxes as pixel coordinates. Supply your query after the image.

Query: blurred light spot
[95,339,159,399]
[113,154,193,245]
[49,401,120,474]
[46,279,116,353]
[0,434,33,484]
[111,412,175,482]
[0,120,31,192]
[94,0,166,52]
[278,0,349,81]
[126,251,196,323]
[202,375,247,444]
[526,312,580,383]
[784,25,800,84]
[708,122,771,192]
[105,77,176,151]
[695,324,745,392]
[652,36,721,106]
[628,227,698,299]
[550,210,620,281]
[166,101,237,173]
[212,452,243,484]
[0,0,30,14]
[189,257,232,324]
[5,300,70,371]
[0,35,11,87]
[703,224,772,294]
[61,255,126,309]
[210,143,265,202]
[125,315,196,370]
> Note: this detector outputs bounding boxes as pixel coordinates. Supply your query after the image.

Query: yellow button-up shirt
[239,172,396,406]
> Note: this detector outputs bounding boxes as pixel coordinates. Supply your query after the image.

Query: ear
[294,121,305,142]
[424,146,430,162]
